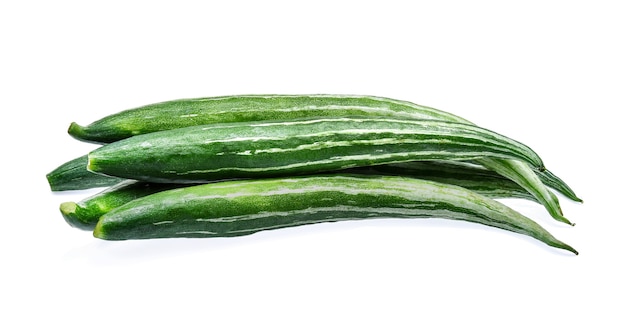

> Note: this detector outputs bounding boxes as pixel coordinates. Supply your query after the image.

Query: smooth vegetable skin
[93,175,577,255]
[66,94,581,202]
[87,117,545,183]
[60,181,187,230]
[46,154,123,191]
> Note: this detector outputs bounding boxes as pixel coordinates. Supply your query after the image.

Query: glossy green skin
[68,95,469,144]
[46,154,123,191]
[362,161,538,202]
[93,174,577,254]
[87,117,545,183]
[45,152,558,202]
[60,181,188,230]
[46,154,540,203]
[65,93,581,204]
[60,161,540,230]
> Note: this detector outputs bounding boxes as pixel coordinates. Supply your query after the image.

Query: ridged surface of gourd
[66,94,581,205]
[93,174,577,254]
[68,94,468,144]
[87,117,545,183]
[362,161,539,202]
[61,160,540,230]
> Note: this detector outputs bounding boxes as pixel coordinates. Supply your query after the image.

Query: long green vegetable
[60,160,540,231]
[66,94,580,202]
[68,95,470,144]
[87,117,545,183]
[65,94,580,227]
[93,174,577,255]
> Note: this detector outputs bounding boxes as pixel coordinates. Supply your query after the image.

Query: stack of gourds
[47,95,582,254]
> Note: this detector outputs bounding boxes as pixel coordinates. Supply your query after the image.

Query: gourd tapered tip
[557,215,575,227]
[554,238,578,255]
[67,122,83,135]
[59,202,93,231]
[68,122,109,144]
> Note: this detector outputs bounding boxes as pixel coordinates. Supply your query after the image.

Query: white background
[2,1,624,315]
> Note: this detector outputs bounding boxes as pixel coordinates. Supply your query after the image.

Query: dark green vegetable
[87,117,546,183]
[60,160,541,230]
[50,93,581,254]
[46,155,123,191]
[67,94,469,144]
[93,174,577,255]
[66,94,581,203]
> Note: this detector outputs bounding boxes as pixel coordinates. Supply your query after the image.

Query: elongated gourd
[93,174,577,255]
[60,160,540,231]
[87,117,545,183]
[67,94,581,203]
[68,95,470,144]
